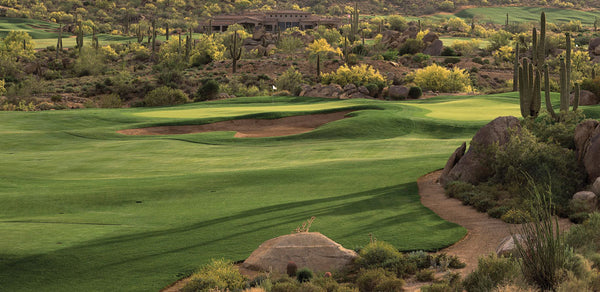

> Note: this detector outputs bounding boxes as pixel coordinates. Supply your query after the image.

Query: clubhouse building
[206,10,341,33]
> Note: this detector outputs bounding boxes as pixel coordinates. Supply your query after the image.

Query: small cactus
[286,261,297,277]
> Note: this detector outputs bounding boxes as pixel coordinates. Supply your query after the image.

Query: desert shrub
[412,53,430,66]
[298,282,324,292]
[356,241,402,269]
[272,281,299,292]
[97,94,122,108]
[144,86,189,107]
[352,44,369,56]
[443,57,461,65]
[492,128,585,209]
[311,276,339,291]
[321,64,386,88]
[276,66,304,96]
[441,47,459,56]
[387,15,408,31]
[413,64,471,92]
[44,69,62,80]
[462,254,519,292]
[566,212,600,254]
[446,17,468,32]
[487,30,512,51]
[444,181,474,198]
[487,205,511,219]
[569,212,590,224]
[514,185,571,291]
[421,272,462,292]
[416,269,435,282]
[181,259,246,292]
[399,38,424,55]
[501,208,530,224]
[382,50,399,61]
[406,251,431,270]
[297,268,314,283]
[195,79,220,101]
[279,36,305,54]
[408,86,422,99]
[451,39,481,56]
[356,268,403,292]
[433,253,466,270]
[522,111,585,149]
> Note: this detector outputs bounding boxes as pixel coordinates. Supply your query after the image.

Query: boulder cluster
[380,24,443,56]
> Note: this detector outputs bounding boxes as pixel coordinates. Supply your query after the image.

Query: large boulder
[387,85,409,100]
[439,142,467,186]
[242,232,358,273]
[574,120,600,181]
[299,84,343,98]
[440,116,521,186]
[496,234,524,257]
[572,191,597,212]
[571,90,600,106]
[590,38,600,59]
[592,177,600,196]
[421,31,439,44]
[423,39,443,56]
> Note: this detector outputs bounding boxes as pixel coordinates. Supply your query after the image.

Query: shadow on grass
[0,183,464,291]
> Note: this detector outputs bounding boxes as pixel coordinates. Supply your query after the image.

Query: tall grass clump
[462,254,519,291]
[512,183,569,291]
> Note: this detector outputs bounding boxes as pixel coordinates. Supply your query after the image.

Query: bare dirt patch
[118,110,355,138]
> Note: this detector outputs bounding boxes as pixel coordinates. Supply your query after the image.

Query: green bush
[272,281,300,292]
[356,268,402,292]
[412,53,430,66]
[416,269,435,282]
[566,212,600,254]
[487,205,511,219]
[352,44,369,56]
[97,94,122,108]
[445,181,475,198]
[195,79,220,101]
[382,50,399,61]
[297,268,314,283]
[492,129,585,209]
[399,38,424,55]
[443,57,461,65]
[462,254,518,292]
[181,259,246,292]
[388,15,408,31]
[408,86,422,99]
[406,251,431,270]
[276,66,304,96]
[144,86,190,107]
[356,241,402,269]
[522,112,585,149]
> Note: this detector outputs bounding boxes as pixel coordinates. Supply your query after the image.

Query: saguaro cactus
[76,21,84,53]
[513,42,519,92]
[519,58,541,118]
[228,31,243,74]
[350,1,359,42]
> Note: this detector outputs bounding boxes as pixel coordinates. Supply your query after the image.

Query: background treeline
[3,0,600,35]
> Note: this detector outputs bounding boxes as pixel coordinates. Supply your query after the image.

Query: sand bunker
[118,110,355,138]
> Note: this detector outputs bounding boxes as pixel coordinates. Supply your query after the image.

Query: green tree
[388,15,407,31]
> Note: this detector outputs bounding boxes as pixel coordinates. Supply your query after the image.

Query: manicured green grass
[455,7,600,26]
[438,37,489,49]
[0,17,139,49]
[0,93,537,291]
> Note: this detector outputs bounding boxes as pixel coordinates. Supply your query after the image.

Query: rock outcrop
[440,116,521,186]
[242,232,358,273]
[496,234,524,257]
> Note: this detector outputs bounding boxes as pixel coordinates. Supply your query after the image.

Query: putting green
[409,96,520,121]
[135,100,367,119]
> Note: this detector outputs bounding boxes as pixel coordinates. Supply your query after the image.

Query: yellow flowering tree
[413,64,472,92]
[321,64,387,89]
[306,38,342,78]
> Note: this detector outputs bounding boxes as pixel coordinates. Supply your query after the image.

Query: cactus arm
[544,64,557,119]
